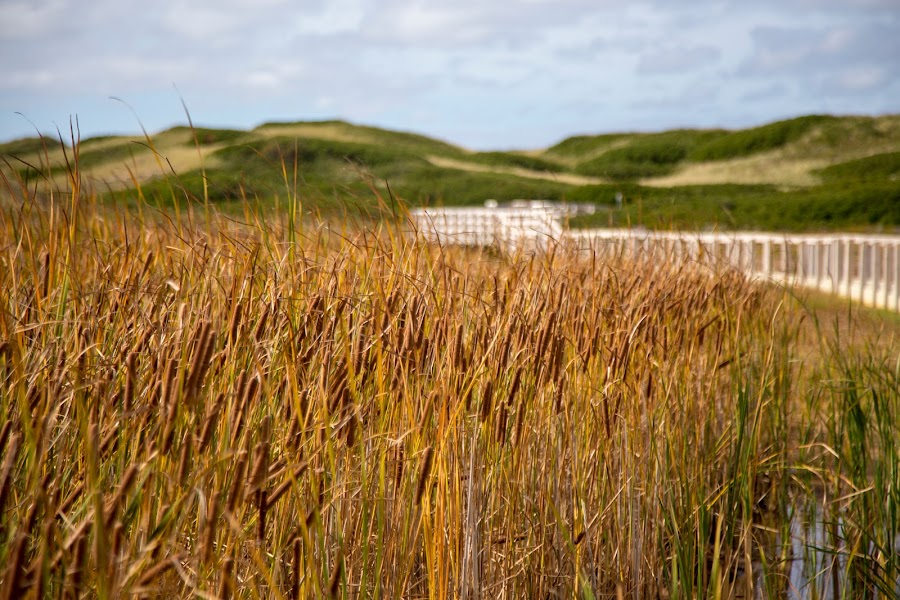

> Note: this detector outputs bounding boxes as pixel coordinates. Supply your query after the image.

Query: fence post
[830,239,838,293]
[780,240,788,278]
[813,242,819,284]
[842,239,851,296]
[895,242,900,312]
[870,242,879,306]
[857,241,865,303]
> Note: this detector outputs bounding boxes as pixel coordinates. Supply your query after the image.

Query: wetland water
[750,501,900,599]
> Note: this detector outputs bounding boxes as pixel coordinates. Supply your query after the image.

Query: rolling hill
[2,114,899,232]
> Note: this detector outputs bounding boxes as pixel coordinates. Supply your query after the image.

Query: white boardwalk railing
[567,229,900,311]
[410,206,563,251]
[410,206,900,311]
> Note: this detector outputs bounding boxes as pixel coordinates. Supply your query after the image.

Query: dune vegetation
[2,113,900,231]
[1,147,899,598]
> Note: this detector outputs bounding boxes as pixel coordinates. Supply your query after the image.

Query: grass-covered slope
[816,151,900,183]
[2,114,899,231]
[687,115,836,161]
[572,130,727,180]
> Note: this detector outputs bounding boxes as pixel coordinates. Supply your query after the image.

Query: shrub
[573,131,719,180]
[467,151,566,173]
[816,151,900,183]
[689,115,837,161]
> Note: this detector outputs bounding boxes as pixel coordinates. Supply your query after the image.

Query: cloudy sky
[1,0,898,149]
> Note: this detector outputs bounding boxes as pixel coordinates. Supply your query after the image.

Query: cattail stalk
[415,446,434,506]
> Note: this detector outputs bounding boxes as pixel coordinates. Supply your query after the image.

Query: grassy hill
[2,114,899,231]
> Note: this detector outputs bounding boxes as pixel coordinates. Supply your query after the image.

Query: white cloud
[292,0,365,35]
[637,45,722,74]
[0,0,68,40]
[0,69,56,90]
[836,65,886,91]
[1,0,898,148]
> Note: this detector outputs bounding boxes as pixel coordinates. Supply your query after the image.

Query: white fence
[567,230,900,311]
[410,206,563,251]
[410,206,900,311]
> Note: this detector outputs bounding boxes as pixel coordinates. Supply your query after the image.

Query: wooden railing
[409,207,900,311]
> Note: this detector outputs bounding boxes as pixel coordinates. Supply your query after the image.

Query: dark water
[750,503,900,599]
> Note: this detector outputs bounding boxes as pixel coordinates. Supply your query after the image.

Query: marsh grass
[0,131,898,598]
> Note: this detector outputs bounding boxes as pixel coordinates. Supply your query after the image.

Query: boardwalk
[410,205,900,311]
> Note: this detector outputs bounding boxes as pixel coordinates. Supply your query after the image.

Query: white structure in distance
[408,200,900,311]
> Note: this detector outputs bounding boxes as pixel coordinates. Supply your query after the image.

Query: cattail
[539,311,557,356]
[265,459,310,510]
[67,528,88,598]
[506,369,522,407]
[226,451,247,514]
[200,493,219,564]
[513,400,528,447]
[453,324,465,370]
[219,554,234,600]
[160,397,178,455]
[328,377,349,415]
[553,380,565,415]
[549,334,565,383]
[104,464,138,527]
[186,322,216,402]
[496,333,511,375]
[400,311,413,356]
[394,445,404,491]
[0,533,27,600]
[415,446,434,506]
[495,400,508,445]
[124,352,136,414]
[147,377,162,409]
[30,516,54,600]
[231,374,259,445]
[291,537,302,600]
[107,521,123,582]
[252,417,272,542]
[99,425,118,458]
[197,392,225,452]
[233,369,249,408]
[130,328,153,358]
[0,433,20,517]
[0,422,10,462]
[138,250,154,282]
[248,417,271,493]
[41,250,51,300]
[327,549,343,598]
[176,436,192,486]
[160,356,178,408]
[480,380,494,422]
[253,306,269,342]
[136,554,180,588]
[344,412,357,448]
[258,486,268,543]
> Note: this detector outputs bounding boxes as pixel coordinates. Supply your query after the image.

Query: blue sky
[1,0,898,150]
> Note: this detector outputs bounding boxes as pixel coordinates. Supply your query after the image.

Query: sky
[1,0,899,150]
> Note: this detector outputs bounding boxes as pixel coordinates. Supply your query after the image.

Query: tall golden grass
[1,138,898,598]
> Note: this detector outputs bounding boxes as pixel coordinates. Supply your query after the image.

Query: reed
[0,135,898,598]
